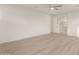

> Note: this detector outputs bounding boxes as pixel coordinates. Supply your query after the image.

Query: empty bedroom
[0,4,79,55]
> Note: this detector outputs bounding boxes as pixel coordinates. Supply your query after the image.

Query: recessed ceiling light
[50,7,55,10]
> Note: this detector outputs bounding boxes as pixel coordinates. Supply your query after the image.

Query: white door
[59,15,68,34]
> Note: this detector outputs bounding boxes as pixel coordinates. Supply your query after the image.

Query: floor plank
[0,33,79,55]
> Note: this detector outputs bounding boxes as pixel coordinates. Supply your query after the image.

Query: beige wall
[0,5,51,43]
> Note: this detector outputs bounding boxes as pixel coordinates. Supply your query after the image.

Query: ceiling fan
[50,4,62,10]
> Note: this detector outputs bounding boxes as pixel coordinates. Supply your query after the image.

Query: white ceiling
[1,4,79,14]
[18,4,79,14]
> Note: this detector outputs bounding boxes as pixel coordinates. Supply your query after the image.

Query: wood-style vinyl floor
[0,33,79,55]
